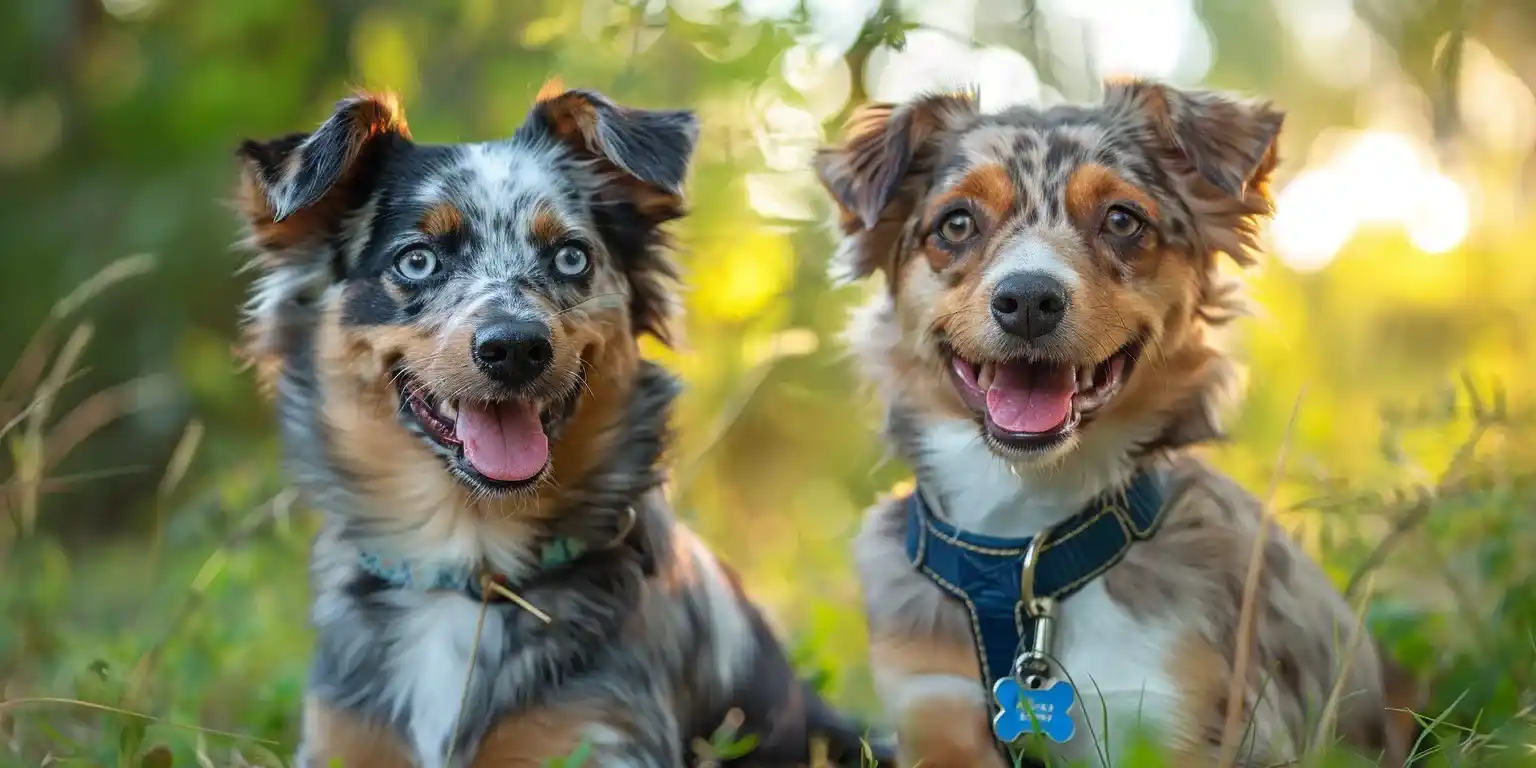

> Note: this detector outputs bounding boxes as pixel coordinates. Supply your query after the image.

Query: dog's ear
[523,85,698,345]
[236,92,410,251]
[1106,79,1283,200]
[524,85,699,222]
[1107,79,1281,268]
[813,92,978,280]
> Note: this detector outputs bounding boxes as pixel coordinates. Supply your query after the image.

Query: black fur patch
[340,280,401,327]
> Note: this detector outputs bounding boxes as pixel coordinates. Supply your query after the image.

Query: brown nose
[990,273,1069,340]
[471,319,552,385]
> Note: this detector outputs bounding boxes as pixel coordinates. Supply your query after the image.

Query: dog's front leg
[869,636,1010,768]
[297,695,413,768]
[471,700,681,768]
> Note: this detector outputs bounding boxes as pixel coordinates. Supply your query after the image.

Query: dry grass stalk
[1216,389,1306,768]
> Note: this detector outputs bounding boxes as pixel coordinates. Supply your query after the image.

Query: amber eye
[1102,206,1145,238]
[937,210,977,244]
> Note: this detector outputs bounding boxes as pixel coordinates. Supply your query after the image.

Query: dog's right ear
[813,92,977,281]
[521,85,699,345]
[1105,79,1282,201]
[236,92,410,252]
[523,85,699,223]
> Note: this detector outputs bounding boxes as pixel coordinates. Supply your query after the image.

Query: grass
[1,263,1532,767]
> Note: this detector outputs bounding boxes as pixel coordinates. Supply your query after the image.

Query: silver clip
[1014,532,1057,689]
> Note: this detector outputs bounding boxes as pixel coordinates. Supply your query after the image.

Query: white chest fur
[384,592,507,768]
[1047,581,1183,766]
[915,420,1183,766]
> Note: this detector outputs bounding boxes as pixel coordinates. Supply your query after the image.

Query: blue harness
[904,471,1168,692]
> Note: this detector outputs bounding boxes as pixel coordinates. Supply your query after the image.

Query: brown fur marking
[535,91,603,160]
[240,164,347,251]
[531,204,566,245]
[301,697,412,768]
[1064,162,1160,228]
[937,164,1015,217]
[421,202,464,238]
[868,633,981,682]
[535,77,567,103]
[1168,631,1244,759]
[472,705,615,767]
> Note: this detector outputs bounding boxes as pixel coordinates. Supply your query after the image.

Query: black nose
[990,273,1069,340]
[472,320,553,385]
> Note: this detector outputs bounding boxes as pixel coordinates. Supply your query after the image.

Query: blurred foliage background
[2,0,1534,765]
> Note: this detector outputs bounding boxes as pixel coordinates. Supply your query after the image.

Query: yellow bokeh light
[1270,169,1355,272]
[1334,131,1426,224]
[1270,129,1471,272]
[691,229,795,323]
[1406,173,1471,255]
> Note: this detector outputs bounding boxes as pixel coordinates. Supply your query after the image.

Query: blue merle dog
[235,83,891,768]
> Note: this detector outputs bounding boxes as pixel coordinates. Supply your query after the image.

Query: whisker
[556,293,625,317]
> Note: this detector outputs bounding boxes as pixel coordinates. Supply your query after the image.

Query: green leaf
[240,744,287,768]
[549,737,591,768]
[118,720,147,768]
[712,733,759,759]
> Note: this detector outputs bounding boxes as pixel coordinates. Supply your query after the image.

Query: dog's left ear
[237,92,410,252]
[1106,79,1283,199]
[523,86,699,223]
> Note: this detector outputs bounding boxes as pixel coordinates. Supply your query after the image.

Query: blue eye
[395,249,439,280]
[553,244,590,278]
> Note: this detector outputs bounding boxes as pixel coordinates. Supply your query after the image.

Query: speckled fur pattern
[236,84,890,768]
[816,79,1423,767]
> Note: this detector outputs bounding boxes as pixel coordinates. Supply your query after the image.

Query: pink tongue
[455,400,549,482]
[985,362,1075,434]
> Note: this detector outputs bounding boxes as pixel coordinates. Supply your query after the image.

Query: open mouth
[945,337,1144,453]
[392,370,563,492]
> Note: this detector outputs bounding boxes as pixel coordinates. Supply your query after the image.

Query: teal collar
[357,506,636,599]
[357,536,591,596]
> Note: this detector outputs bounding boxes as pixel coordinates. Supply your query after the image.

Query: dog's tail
[804,685,897,767]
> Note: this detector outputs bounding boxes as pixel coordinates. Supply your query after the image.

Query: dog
[234,83,892,767]
[813,79,1423,767]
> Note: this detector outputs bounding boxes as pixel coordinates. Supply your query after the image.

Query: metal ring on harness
[1014,529,1056,688]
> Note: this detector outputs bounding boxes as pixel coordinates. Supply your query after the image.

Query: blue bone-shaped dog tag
[992,677,1077,744]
